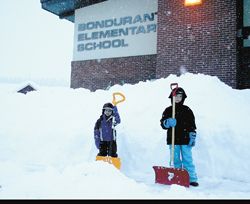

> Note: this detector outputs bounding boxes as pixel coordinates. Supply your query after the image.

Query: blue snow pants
[169,145,198,182]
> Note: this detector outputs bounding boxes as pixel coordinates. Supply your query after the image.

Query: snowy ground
[0,73,250,199]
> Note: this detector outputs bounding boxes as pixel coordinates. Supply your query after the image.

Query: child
[94,102,121,157]
[160,87,199,187]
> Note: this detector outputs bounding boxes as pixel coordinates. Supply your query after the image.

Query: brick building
[41,0,250,91]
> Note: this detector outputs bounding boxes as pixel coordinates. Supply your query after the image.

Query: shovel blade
[96,156,121,170]
[153,166,190,187]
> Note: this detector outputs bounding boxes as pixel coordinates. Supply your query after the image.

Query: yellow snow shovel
[96,92,125,170]
[96,155,121,170]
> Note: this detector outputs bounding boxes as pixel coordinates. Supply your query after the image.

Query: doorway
[237,0,250,89]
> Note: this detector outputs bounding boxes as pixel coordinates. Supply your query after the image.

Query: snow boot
[190,182,199,187]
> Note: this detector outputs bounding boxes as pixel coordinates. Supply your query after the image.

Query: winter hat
[102,102,114,116]
[103,102,114,109]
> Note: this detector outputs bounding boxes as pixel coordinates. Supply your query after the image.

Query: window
[244,0,250,27]
[244,0,250,47]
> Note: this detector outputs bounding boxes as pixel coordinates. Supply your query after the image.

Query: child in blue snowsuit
[160,87,199,187]
[94,103,121,157]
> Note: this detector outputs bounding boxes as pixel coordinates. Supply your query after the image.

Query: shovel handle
[170,83,178,167]
[112,92,126,106]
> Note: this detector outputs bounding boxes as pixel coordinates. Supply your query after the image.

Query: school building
[40,0,250,91]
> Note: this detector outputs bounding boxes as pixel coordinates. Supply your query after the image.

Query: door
[237,0,250,89]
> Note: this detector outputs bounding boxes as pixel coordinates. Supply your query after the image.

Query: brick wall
[71,55,156,91]
[71,0,238,91]
[156,0,237,88]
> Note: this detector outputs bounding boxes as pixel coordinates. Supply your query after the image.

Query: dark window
[243,0,250,47]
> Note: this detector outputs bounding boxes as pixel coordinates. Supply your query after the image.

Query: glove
[163,118,176,128]
[94,135,100,149]
[188,132,196,147]
[113,106,118,114]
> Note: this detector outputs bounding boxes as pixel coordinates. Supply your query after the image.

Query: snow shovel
[96,92,125,170]
[96,155,121,170]
[153,83,190,187]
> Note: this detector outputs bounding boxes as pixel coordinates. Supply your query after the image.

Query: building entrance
[237,0,250,89]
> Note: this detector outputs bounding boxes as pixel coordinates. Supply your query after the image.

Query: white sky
[0,73,250,199]
[0,0,74,86]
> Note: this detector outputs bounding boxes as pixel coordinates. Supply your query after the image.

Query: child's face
[104,108,113,117]
[175,94,183,103]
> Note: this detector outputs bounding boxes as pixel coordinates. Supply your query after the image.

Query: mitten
[112,106,121,125]
[94,129,100,149]
[188,132,196,147]
[95,136,100,149]
[163,118,177,128]
[112,106,117,113]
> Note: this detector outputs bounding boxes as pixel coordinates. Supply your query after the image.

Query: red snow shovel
[153,83,190,187]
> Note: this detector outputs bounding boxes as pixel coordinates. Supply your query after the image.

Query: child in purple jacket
[94,102,121,157]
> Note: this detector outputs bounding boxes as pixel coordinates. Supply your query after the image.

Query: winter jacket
[94,106,121,149]
[160,104,196,145]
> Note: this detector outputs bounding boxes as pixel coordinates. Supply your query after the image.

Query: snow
[0,73,250,199]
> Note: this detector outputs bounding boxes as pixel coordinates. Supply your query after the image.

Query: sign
[73,0,158,61]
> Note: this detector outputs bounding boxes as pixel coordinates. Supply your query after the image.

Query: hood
[168,87,187,105]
